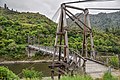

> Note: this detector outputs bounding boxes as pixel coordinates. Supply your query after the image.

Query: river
[0,62,52,77]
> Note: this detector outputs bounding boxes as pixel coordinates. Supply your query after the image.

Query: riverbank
[21,76,58,80]
[0,60,54,64]
[0,54,54,64]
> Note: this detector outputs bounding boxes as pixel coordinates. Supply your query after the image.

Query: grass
[95,72,120,80]
[61,75,93,80]
[109,56,119,68]
[103,72,118,80]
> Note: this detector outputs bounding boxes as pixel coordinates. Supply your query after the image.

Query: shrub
[109,56,119,68]
[22,68,43,80]
[0,66,20,80]
[103,72,118,80]
[61,75,93,80]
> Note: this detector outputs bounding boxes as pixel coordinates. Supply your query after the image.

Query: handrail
[74,51,87,61]
[69,48,86,61]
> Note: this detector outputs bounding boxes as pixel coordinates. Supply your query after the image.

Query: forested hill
[67,11,120,53]
[90,11,120,30]
[68,11,120,31]
[0,6,120,60]
[0,6,56,59]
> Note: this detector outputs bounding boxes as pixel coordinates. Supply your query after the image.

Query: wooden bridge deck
[27,45,120,79]
[86,60,120,79]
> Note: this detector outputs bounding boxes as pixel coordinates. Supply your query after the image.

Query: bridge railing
[85,51,119,69]
[68,48,87,73]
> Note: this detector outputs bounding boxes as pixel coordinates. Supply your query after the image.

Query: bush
[109,56,119,68]
[103,72,118,80]
[22,68,43,80]
[61,75,93,80]
[0,66,20,80]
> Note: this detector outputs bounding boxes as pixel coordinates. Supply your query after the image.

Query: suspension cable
[64,0,114,5]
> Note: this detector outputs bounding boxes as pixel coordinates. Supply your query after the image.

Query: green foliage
[103,72,118,80]
[109,56,119,68]
[0,6,120,60]
[0,7,56,59]
[22,68,43,80]
[61,75,93,80]
[0,66,20,80]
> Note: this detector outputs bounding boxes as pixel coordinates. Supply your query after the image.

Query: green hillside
[67,12,120,53]
[90,12,120,31]
[0,6,56,59]
[0,6,120,60]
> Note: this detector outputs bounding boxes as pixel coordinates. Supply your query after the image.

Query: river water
[0,62,51,77]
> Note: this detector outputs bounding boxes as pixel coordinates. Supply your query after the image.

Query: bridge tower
[53,3,69,64]
[51,4,69,80]
[50,3,95,80]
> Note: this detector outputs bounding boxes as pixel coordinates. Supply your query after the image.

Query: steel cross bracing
[50,1,120,79]
[49,3,95,80]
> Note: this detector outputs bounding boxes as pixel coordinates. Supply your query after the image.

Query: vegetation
[22,68,43,80]
[109,56,119,68]
[0,66,20,80]
[68,12,120,54]
[0,5,120,80]
[61,72,120,80]
[0,5,120,60]
[0,66,119,80]
[61,75,93,80]
[102,72,118,80]
[0,6,56,60]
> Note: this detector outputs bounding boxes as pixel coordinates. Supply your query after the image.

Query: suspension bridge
[25,0,120,80]
[27,45,120,79]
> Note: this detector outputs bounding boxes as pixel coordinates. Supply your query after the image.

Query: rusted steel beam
[69,13,84,27]
[64,0,114,5]
[64,1,87,4]
[63,5,69,62]
[118,54,120,68]
[64,8,91,31]
[88,8,120,10]
[65,5,84,11]
[58,4,65,80]
[66,12,83,30]
[82,10,87,57]
[85,9,95,59]
[57,32,65,35]
[59,5,64,62]
[64,31,69,62]
[57,68,67,75]
[85,58,106,66]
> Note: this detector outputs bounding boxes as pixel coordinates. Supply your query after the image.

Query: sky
[0,0,120,20]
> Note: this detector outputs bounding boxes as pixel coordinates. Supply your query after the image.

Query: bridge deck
[86,60,120,79]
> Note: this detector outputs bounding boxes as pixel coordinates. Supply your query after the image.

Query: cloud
[0,0,65,18]
[0,0,120,19]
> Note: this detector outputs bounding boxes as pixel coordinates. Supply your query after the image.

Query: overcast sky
[0,0,120,19]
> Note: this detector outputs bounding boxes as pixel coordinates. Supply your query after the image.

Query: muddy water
[0,62,52,77]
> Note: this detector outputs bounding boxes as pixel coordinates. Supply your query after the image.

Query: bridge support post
[118,54,120,68]
[51,69,54,80]
[83,62,86,74]
[51,3,70,80]
[82,9,87,57]
[27,47,31,57]
[86,9,95,59]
